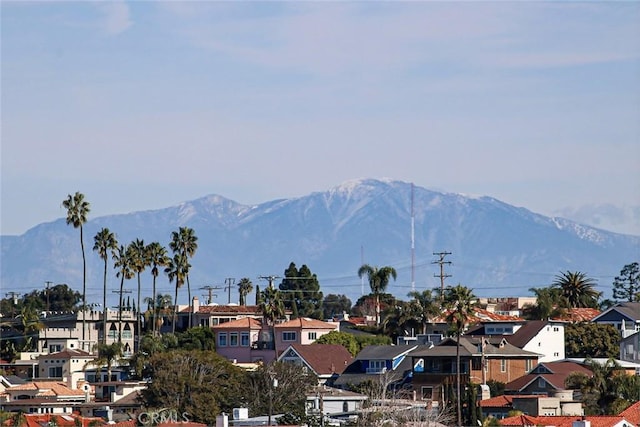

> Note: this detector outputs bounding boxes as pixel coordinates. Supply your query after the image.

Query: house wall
[485,358,534,383]
[620,332,640,364]
[522,323,565,362]
[274,326,337,353]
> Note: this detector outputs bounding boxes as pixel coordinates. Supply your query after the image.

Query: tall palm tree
[443,284,477,427]
[85,342,124,382]
[237,277,254,306]
[165,254,187,334]
[258,286,284,349]
[62,192,90,345]
[170,227,198,328]
[129,239,149,348]
[144,293,173,334]
[357,264,397,326]
[407,289,441,334]
[524,287,563,320]
[552,271,601,308]
[113,244,134,343]
[93,228,118,345]
[146,242,169,335]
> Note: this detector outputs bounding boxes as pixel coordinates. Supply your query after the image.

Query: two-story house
[212,317,271,363]
[0,380,88,415]
[36,349,96,390]
[409,337,540,406]
[333,345,419,391]
[591,302,640,339]
[466,320,566,362]
[273,318,339,355]
[504,360,592,395]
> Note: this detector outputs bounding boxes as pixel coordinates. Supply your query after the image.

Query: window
[230,332,239,347]
[421,386,433,400]
[525,359,533,372]
[553,327,559,332]
[108,325,118,339]
[308,332,317,340]
[241,332,250,347]
[538,378,546,388]
[282,331,296,342]
[49,344,62,353]
[500,359,507,373]
[49,366,63,377]
[218,333,228,347]
[368,360,386,373]
[123,324,132,339]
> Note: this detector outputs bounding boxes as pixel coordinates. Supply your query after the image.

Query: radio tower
[411,183,415,292]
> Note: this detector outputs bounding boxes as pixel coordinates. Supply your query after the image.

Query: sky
[2,1,640,237]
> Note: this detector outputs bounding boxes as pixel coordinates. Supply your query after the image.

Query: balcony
[251,340,274,350]
[366,367,387,374]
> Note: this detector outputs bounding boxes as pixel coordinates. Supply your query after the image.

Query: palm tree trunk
[186,275,192,329]
[136,273,141,350]
[102,259,108,345]
[456,331,462,427]
[173,284,178,334]
[118,276,124,343]
[80,226,87,347]
[152,276,157,336]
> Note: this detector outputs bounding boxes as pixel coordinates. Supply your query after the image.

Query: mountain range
[1,179,638,307]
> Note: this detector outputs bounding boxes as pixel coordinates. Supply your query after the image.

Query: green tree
[565,322,619,358]
[407,289,441,334]
[612,262,640,302]
[169,227,198,328]
[62,191,90,344]
[237,277,254,306]
[279,262,323,319]
[165,254,187,334]
[176,326,216,351]
[130,238,149,346]
[146,242,170,335]
[142,350,247,425]
[322,294,352,320]
[244,361,317,424]
[144,293,173,334]
[85,342,124,382]
[552,271,601,308]
[93,228,118,344]
[357,264,397,326]
[113,244,135,342]
[443,284,478,427]
[314,330,359,356]
[522,287,564,320]
[1,284,81,316]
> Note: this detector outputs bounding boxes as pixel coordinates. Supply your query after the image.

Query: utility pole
[45,281,53,313]
[432,251,452,299]
[224,278,235,304]
[200,285,222,305]
[258,275,281,289]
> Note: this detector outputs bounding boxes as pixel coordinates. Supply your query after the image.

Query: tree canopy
[279,262,323,319]
[612,262,640,302]
[565,322,619,359]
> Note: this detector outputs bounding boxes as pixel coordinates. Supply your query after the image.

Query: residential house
[277,344,353,385]
[591,302,640,339]
[619,400,640,427]
[564,358,640,376]
[479,393,583,419]
[273,317,339,355]
[333,345,419,391]
[36,349,96,389]
[423,308,524,336]
[0,380,89,414]
[212,317,271,363]
[409,337,540,406]
[504,361,592,395]
[467,320,566,362]
[306,386,367,420]
[498,414,634,427]
[620,331,640,365]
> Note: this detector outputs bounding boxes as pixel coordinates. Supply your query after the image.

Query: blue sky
[2,1,639,236]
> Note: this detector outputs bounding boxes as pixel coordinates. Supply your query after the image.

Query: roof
[211,317,263,329]
[477,395,539,408]
[280,344,353,375]
[499,415,628,427]
[409,336,540,358]
[592,302,640,322]
[192,304,261,315]
[620,400,640,426]
[431,308,523,323]
[38,349,94,360]
[505,321,547,348]
[552,307,601,322]
[354,345,417,361]
[275,317,338,329]
[2,414,107,427]
[504,361,592,392]
[6,381,86,397]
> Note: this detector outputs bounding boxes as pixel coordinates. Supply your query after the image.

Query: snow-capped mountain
[1,179,638,306]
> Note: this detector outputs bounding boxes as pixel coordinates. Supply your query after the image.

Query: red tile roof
[620,400,640,426]
[191,305,262,314]
[552,307,601,322]
[432,308,523,323]
[275,317,339,329]
[500,415,627,427]
[6,381,85,397]
[3,414,106,427]
[211,317,263,329]
[478,395,538,408]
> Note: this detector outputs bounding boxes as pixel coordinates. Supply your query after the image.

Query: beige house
[37,349,96,390]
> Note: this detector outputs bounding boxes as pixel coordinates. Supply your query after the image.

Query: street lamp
[267,375,278,426]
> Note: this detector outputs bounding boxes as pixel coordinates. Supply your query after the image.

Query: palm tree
[113,244,134,343]
[165,254,187,334]
[524,287,563,320]
[170,227,198,328]
[62,192,90,345]
[443,284,477,427]
[357,264,397,326]
[17,306,44,351]
[146,242,169,335]
[93,228,118,345]
[237,277,254,306]
[407,289,441,334]
[258,286,284,349]
[143,293,173,334]
[85,342,124,382]
[129,238,149,348]
[552,271,601,308]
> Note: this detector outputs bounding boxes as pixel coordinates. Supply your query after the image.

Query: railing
[251,340,274,350]
[366,367,387,374]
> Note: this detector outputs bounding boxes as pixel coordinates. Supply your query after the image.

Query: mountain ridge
[1,179,638,306]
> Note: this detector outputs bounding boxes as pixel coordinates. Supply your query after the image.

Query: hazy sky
[2,1,639,236]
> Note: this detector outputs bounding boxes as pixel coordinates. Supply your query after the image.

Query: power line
[432,251,452,298]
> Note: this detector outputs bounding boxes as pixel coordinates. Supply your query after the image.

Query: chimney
[192,296,200,314]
